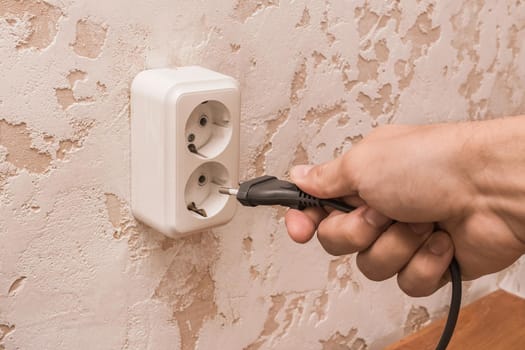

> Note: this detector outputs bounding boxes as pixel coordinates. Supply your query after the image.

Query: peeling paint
[7,276,26,296]
[0,0,62,49]
[233,0,279,23]
[312,50,327,68]
[357,83,393,119]
[320,329,367,350]
[71,18,108,58]
[0,324,15,341]
[230,43,241,52]
[304,101,347,125]
[356,6,379,37]
[54,70,95,109]
[67,70,88,86]
[291,143,308,166]
[404,305,430,335]
[242,236,253,254]
[244,294,286,349]
[374,40,389,62]
[153,233,219,350]
[296,7,310,28]
[1,0,524,349]
[402,6,441,58]
[105,193,122,228]
[56,139,81,160]
[312,290,329,322]
[356,56,379,82]
[254,108,290,176]
[278,295,305,337]
[290,59,308,105]
[0,119,51,173]
[394,60,415,90]
[54,88,76,110]
[328,256,359,292]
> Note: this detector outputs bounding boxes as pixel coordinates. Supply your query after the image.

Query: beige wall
[0,0,524,349]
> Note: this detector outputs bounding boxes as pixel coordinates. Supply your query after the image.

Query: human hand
[285,121,525,296]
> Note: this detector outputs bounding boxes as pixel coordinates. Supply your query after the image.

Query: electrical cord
[219,175,462,350]
[437,257,461,350]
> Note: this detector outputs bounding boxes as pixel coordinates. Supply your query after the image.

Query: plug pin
[219,187,238,196]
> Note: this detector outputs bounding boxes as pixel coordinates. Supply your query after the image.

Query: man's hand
[285,119,525,297]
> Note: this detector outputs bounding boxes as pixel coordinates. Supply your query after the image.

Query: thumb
[290,155,357,199]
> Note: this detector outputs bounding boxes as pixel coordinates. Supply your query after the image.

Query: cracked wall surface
[1,0,524,349]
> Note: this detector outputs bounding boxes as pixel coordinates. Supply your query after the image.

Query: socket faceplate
[131,67,240,237]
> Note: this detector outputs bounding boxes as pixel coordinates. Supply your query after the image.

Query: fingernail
[409,223,433,235]
[363,208,391,228]
[428,234,452,256]
[290,165,314,179]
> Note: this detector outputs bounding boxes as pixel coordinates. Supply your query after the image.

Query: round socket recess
[184,162,230,218]
[185,101,232,159]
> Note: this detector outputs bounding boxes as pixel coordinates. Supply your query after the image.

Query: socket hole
[188,144,204,157]
[185,100,232,159]
[187,202,208,217]
[185,162,231,219]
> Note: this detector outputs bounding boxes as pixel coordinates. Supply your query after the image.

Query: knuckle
[311,164,330,196]
[317,217,361,256]
[343,151,364,192]
[316,225,340,256]
[317,234,344,256]
[397,264,440,297]
[397,277,433,297]
[341,154,357,186]
[413,261,437,283]
[398,282,419,297]
[345,233,370,252]
[356,255,392,281]
[316,221,329,238]
[311,163,326,181]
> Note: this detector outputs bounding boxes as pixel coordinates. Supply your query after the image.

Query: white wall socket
[131,67,240,238]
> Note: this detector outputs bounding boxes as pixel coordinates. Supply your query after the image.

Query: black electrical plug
[219,175,355,213]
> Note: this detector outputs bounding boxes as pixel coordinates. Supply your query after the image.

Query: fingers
[356,222,433,281]
[285,202,455,298]
[397,231,454,297]
[285,207,327,243]
[316,212,453,298]
[316,207,392,255]
[341,195,366,208]
[290,153,358,199]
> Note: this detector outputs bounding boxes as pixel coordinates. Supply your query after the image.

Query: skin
[285,116,525,297]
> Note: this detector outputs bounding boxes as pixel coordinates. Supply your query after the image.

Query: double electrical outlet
[131,67,240,237]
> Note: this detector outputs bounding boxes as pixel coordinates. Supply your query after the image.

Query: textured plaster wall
[0,0,524,349]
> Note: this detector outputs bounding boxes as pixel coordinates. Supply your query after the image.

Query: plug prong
[219,187,238,196]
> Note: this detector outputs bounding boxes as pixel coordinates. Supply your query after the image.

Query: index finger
[285,207,327,243]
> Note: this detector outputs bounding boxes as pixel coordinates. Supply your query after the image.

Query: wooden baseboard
[385,290,525,350]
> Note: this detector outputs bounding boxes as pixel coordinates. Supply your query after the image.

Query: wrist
[464,116,525,246]
[432,121,485,218]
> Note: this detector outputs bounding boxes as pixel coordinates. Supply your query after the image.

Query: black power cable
[437,258,461,350]
[219,175,462,350]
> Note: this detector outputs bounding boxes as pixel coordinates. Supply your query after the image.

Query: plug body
[227,176,355,213]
